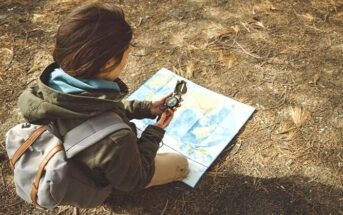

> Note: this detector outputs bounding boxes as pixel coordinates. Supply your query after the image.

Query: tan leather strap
[31,144,64,207]
[10,127,47,171]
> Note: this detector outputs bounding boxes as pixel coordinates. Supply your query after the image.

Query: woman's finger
[164,109,174,124]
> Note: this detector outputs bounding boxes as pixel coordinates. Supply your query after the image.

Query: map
[128,68,255,187]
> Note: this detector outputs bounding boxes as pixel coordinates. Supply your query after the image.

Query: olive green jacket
[18,63,164,192]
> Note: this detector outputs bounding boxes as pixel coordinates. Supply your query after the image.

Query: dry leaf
[172,66,182,76]
[301,13,315,22]
[280,45,304,54]
[240,22,251,32]
[186,44,199,50]
[0,48,13,65]
[313,74,320,84]
[279,130,297,141]
[278,120,297,141]
[254,21,265,28]
[278,121,296,134]
[231,25,240,33]
[268,57,285,64]
[219,51,238,69]
[289,106,310,127]
[32,14,45,23]
[215,30,234,41]
[186,61,194,78]
[172,62,194,79]
[270,5,277,11]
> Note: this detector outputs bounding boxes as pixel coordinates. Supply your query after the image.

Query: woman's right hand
[154,109,174,129]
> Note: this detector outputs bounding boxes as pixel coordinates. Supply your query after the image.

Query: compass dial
[166,97,178,107]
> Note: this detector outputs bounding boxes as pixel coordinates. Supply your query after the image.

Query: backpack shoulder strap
[63,112,131,159]
[9,127,47,170]
[31,144,64,207]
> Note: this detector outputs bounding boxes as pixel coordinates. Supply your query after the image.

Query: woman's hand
[154,109,174,129]
[150,93,172,116]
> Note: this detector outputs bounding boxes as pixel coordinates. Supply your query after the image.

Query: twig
[0,15,10,26]
[4,48,15,72]
[131,50,151,57]
[230,139,242,155]
[240,22,251,32]
[22,28,41,45]
[6,200,22,207]
[57,207,69,215]
[0,21,9,26]
[234,40,262,59]
[277,126,297,134]
[262,97,287,110]
[263,88,288,110]
[137,17,144,27]
[25,78,36,86]
[161,200,169,215]
[73,207,79,215]
[1,164,7,187]
[232,90,239,97]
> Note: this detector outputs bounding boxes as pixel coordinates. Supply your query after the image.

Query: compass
[162,80,187,111]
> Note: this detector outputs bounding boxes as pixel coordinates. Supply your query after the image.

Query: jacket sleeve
[101,125,165,192]
[122,100,156,120]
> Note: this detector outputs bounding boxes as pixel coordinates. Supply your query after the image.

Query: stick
[57,207,69,215]
[73,207,79,215]
[277,127,297,134]
[234,40,262,59]
[137,17,144,26]
[4,48,15,72]
[161,200,169,215]
[1,165,7,187]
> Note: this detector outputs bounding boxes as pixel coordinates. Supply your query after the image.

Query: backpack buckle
[22,123,31,128]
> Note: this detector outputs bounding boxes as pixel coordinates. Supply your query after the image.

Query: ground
[0,0,342,214]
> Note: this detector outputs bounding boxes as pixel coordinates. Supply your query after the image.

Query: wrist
[148,101,154,114]
[153,123,164,129]
[150,101,161,116]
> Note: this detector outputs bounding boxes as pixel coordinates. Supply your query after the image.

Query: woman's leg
[145,153,189,188]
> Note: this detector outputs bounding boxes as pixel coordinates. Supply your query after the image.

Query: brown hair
[53,3,132,78]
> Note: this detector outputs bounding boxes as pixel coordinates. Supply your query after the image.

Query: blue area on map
[173,107,231,165]
[180,107,231,145]
[179,144,213,164]
[165,108,200,138]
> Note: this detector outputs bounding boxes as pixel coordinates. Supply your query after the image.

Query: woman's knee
[171,153,189,180]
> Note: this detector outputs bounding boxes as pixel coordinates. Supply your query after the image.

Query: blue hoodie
[48,68,120,94]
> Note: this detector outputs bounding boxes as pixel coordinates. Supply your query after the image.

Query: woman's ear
[104,58,117,70]
[96,49,130,80]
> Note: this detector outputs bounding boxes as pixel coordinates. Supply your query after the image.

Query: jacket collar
[38,63,129,113]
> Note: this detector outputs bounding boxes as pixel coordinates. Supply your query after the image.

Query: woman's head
[53,2,132,79]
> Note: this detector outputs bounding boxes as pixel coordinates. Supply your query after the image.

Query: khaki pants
[146,153,189,188]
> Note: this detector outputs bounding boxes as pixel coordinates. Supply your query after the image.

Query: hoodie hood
[18,63,129,124]
[48,67,121,94]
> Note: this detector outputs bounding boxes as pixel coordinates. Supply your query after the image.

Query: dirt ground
[0,0,342,214]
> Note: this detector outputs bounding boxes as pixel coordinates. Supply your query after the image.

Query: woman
[18,2,189,197]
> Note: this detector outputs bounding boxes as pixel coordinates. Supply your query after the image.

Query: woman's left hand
[150,93,172,116]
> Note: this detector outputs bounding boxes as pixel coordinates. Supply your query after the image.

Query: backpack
[5,112,131,209]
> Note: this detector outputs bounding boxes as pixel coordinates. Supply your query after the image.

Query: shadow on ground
[106,174,343,215]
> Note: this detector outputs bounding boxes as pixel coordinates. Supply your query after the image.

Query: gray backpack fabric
[5,112,131,209]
